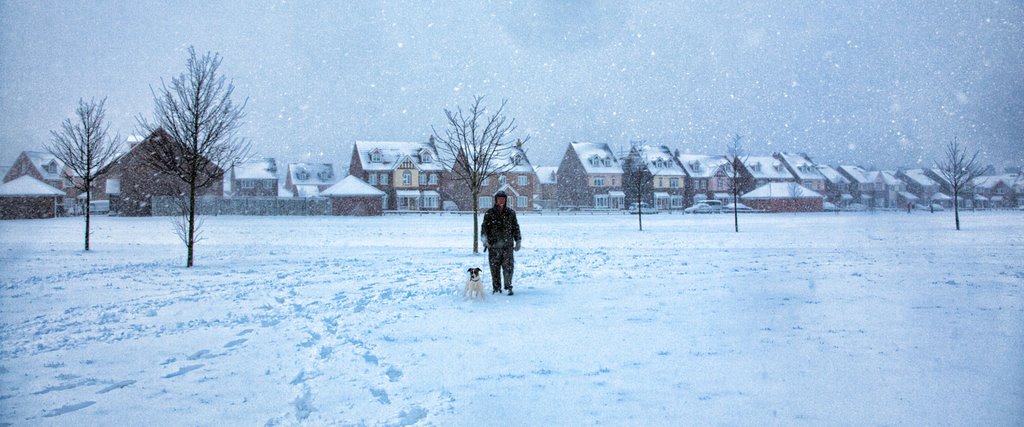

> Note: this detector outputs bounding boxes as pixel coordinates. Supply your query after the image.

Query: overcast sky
[2,1,1022,172]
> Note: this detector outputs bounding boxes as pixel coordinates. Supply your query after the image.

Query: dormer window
[44,161,58,174]
[511,154,522,165]
[318,170,333,181]
[602,158,611,167]
[420,151,432,163]
[296,170,310,181]
[590,156,601,167]
[369,150,383,163]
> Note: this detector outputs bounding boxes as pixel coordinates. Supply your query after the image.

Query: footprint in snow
[43,401,95,418]
[224,338,247,348]
[163,364,204,379]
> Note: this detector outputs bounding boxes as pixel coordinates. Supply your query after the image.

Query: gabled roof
[973,174,1016,190]
[354,140,443,172]
[571,142,622,174]
[633,145,684,176]
[321,175,386,197]
[815,165,849,184]
[838,165,870,183]
[534,166,557,184]
[677,154,729,179]
[742,182,823,199]
[866,170,901,185]
[233,158,278,180]
[776,152,825,180]
[22,151,65,181]
[0,175,65,196]
[288,163,336,185]
[491,144,536,174]
[901,169,938,187]
[743,156,795,180]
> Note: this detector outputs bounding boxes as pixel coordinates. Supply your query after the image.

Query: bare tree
[45,98,122,251]
[138,46,251,267]
[723,134,748,232]
[622,142,655,231]
[937,136,983,231]
[433,96,527,253]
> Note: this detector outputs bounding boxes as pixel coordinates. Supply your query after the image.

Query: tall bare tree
[138,46,251,267]
[723,134,748,232]
[937,136,983,231]
[46,98,122,251]
[622,142,655,231]
[433,96,527,253]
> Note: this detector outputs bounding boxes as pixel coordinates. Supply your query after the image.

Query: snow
[320,176,385,197]
[743,182,823,199]
[0,175,65,196]
[1,212,1022,425]
[572,142,622,175]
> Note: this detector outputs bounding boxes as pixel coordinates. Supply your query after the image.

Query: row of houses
[2,130,1023,219]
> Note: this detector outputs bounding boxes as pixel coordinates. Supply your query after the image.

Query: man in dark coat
[481,190,521,295]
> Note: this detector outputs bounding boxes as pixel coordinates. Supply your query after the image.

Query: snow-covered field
[1,211,1022,426]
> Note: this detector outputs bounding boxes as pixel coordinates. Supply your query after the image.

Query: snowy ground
[1,211,1022,426]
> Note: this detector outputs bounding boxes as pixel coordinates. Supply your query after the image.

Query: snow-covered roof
[866,170,901,186]
[901,169,938,187]
[234,158,278,180]
[678,154,729,179]
[534,166,557,184]
[815,165,849,184]
[743,156,795,180]
[23,151,65,181]
[288,163,336,186]
[571,142,622,174]
[634,145,684,176]
[321,175,386,197]
[742,182,823,199]
[354,140,444,172]
[776,153,825,180]
[0,175,65,196]
[492,144,535,174]
[838,165,870,183]
[973,174,1016,190]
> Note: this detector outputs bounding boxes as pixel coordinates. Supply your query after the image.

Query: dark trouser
[488,246,514,291]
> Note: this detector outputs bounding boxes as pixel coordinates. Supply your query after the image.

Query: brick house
[533,166,558,211]
[321,175,386,216]
[349,140,444,211]
[285,163,336,198]
[775,152,827,193]
[3,151,68,191]
[0,175,66,219]
[815,165,853,207]
[973,174,1018,208]
[444,141,538,211]
[896,169,948,209]
[837,165,873,206]
[93,129,224,216]
[678,154,732,206]
[623,144,685,211]
[741,182,824,212]
[556,142,624,210]
[230,158,279,197]
[739,155,797,189]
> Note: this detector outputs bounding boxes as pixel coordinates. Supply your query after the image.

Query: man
[481,190,522,295]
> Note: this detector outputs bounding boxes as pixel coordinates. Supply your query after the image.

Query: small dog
[463,267,485,300]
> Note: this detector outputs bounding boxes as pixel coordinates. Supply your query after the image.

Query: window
[423,195,439,209]
[402,171,412,185]
[499,175,507,185]
[419,173,427,186]
[369,174,377,185]
[603,158,611,167]
[44,161,58,174]
[369,150,382,163]
[482,177,490,186]
[421,151,431,163]
[670,178,680,188]
[671,196,684,208]
[611,177,616,186]
[429,174,438,185]
[594,195,609,208]
[594,177,604,186]
[380,173,389,185]
[658,178,664,188]
[517,196,528,208]
[296,170,309,181]
[318,170,332,181]
[518,175,528,186]
[480,196,493,209]
[241,180,255,189]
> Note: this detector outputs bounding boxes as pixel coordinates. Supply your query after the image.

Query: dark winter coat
[481,205,521,249]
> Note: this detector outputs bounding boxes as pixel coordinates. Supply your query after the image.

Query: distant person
[481,191,521,295]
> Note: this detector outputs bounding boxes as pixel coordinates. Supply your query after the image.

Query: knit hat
[494,191,508,199]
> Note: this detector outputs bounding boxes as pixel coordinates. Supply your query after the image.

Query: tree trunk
[954,190,961,231]
[637,193,643,231]
[84,182,91,251]
[472,190,480,254]
[733,190,739,233]
[187,182,197,267]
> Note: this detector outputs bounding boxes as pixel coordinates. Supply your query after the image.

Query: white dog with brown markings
[464,267,485,300]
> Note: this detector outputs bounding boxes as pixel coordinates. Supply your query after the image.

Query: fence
[151,196,331,216]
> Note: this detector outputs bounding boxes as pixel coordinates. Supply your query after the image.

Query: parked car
[723,202,755,213]
[823,201,839,212]
[628,202,658,214]
[684,200,723,214]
